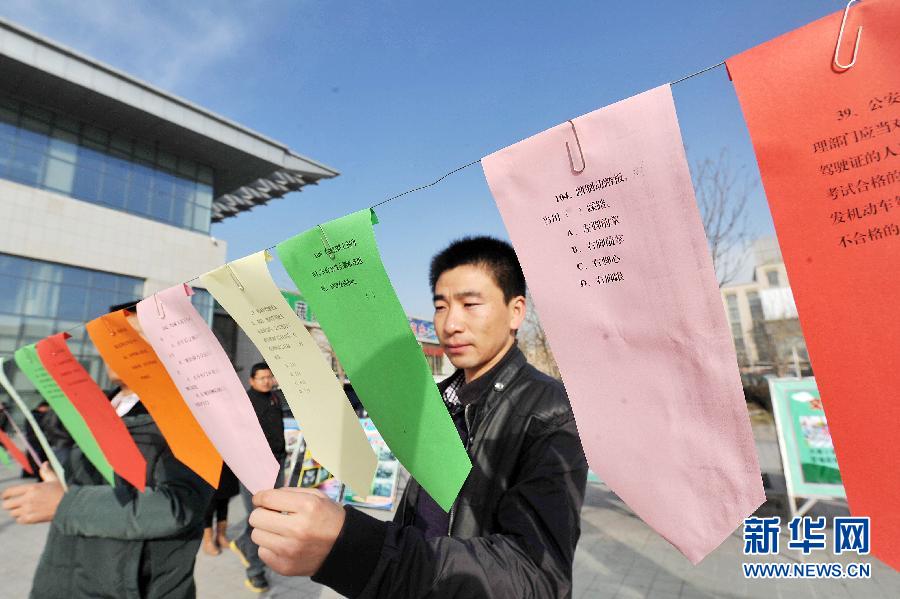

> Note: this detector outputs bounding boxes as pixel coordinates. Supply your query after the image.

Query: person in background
[0,303,213,598]
[33,401,75,468]
[228,361,287,593]
[200,463,239,555]
[344,384,367,418]
[272,383,294,420]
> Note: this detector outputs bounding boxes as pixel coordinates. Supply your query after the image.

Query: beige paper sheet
[200,251,376,494]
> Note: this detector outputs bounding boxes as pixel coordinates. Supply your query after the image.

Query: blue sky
[1,0,851,317]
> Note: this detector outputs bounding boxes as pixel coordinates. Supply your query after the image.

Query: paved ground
[2,413,898,598]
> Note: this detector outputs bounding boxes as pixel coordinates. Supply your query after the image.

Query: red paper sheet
[0,428,32,475]
[36,333,146,491]
[727,0,900,570]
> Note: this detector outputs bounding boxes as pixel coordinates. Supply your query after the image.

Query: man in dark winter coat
[1,304,213,599]
[35,402,75,467]
[1,381,213,598]
[249,236,588,598]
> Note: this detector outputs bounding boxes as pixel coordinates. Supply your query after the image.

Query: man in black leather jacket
[230,362,288,593]
[249,236,588,598]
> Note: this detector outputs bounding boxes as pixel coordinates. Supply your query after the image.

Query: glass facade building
[0,93,214,233]
[0,251,213,396]
[0,19,336,416]
[0,92,232,403]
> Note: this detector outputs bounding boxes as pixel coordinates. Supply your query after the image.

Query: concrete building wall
[0,178,226,295]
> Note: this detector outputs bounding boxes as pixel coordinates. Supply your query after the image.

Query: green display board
[768,377,845,499]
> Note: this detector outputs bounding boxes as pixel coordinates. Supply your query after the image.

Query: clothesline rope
[373,62,726,210]
[47,60,729,339]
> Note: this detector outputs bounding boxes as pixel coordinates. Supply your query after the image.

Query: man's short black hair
[429,236,526,303]
[250,362,271,378]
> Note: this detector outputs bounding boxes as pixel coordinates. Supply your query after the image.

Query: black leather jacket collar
[455,342,523,407]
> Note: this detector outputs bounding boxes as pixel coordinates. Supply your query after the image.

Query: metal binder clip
[101,315,117,337]
[566,119,586,175]
[834,0,863,71]
[154,294,165,319]
[226,264,245,291]
[318,225,336,261]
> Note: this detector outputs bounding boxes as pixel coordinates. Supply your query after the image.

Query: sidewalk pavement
[1,413,898,597]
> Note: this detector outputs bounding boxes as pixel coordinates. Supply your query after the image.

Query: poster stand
[284,417,397,509]
[767,377,845,521]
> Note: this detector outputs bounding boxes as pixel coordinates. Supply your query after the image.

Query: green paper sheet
[0,357,67,487]
[0,445,10,466]
[14,344,115,485]
[277,208,471,511]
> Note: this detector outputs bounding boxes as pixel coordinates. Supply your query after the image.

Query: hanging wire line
[670,61,726,86]
[51,60,728,340]
[370,158,484,209]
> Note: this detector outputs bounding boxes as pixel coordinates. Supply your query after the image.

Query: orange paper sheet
[36,333,147,491]
[728,0,900,570]
[86,311,222,488]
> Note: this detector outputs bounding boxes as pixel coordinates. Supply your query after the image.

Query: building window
[190,288,215,325]
[0,251,145,398]
[725,293,747,363]
[766,270,780,287]
[746,290,774,364]
[0,94,214,234]
[425,353,444,375]
[725,294,741,325]
[746,291,765,323]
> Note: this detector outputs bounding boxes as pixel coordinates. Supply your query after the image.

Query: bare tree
[518,293,560,380]
[692,149,758,287]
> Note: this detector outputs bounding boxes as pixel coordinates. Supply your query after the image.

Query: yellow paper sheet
[200,251,376,495]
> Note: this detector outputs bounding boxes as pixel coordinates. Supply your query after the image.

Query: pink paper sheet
[482,85,764,563]
[137,285,279,494]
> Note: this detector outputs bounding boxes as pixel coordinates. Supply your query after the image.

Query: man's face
[433,264,525,382]
[249,369,275,393]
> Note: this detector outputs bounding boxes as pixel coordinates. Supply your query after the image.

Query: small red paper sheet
[727,0,900,570]
[0,428,32,474]
[37,333,146,490]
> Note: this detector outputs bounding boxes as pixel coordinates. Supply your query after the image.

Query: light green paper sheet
[0,445,9,466]
[0,357,67,487]
[276,209,471,511]
[14,344,115,485]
